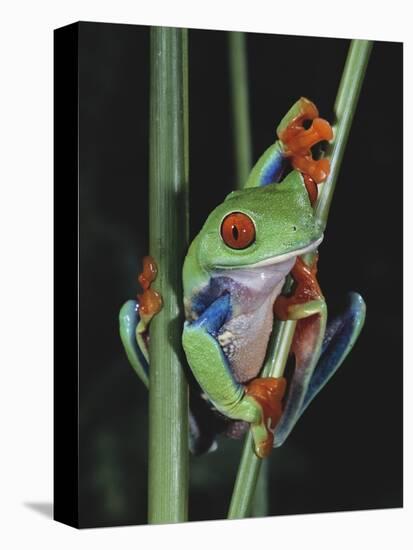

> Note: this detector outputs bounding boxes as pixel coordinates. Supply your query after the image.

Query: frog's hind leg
[273,297,327,447]
[119,299,150,388]
[273,255,327,446]
[273,291,365,447]
[300,291,366,415]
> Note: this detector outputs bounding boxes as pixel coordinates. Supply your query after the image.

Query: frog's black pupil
[232,225,239,240]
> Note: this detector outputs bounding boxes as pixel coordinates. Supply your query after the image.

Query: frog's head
[192,170,323,272]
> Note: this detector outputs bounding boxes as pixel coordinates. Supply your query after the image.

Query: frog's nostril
[292,226,297,231]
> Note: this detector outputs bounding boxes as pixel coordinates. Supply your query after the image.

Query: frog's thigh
[272,298,327,447]
[182,308,260,424]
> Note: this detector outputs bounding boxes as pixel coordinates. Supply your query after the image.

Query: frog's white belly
[215,257,295,383]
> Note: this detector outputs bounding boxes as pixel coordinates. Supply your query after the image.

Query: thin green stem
[315,40,373,228]
[228,39,373,520]
[229,32,252,189]
[228,321,295,519]
[147,27,189,524]
[250,447,269,517]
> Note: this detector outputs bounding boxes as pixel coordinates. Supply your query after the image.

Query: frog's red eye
[220,212,256,250]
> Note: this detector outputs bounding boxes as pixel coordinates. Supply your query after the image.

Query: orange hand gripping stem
[137,256,162,325]
[245,377,287,457]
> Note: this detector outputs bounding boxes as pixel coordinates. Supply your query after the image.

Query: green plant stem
[228,321,295,519]
[229,32,252,189]
[228,39,373,520]
[250,450,269,517]
[316,40,374,229]
[147,26,189,524]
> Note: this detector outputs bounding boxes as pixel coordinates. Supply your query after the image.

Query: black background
[77,22,402,527]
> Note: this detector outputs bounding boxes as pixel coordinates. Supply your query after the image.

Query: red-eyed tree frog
[119,98,366,458]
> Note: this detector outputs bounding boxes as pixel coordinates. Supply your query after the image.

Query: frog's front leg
[182,295,287,458]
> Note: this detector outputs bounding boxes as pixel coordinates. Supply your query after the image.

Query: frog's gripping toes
[278,97,333,205]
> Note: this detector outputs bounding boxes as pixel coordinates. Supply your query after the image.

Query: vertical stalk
[229,31,252,189]
[228,39,373,520]
[147,27,189,524]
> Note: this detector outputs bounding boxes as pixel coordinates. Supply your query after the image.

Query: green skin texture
[119,99,364,456]
[182,155,325,453]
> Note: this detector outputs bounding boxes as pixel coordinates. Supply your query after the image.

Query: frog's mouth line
[216,235,323,270]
